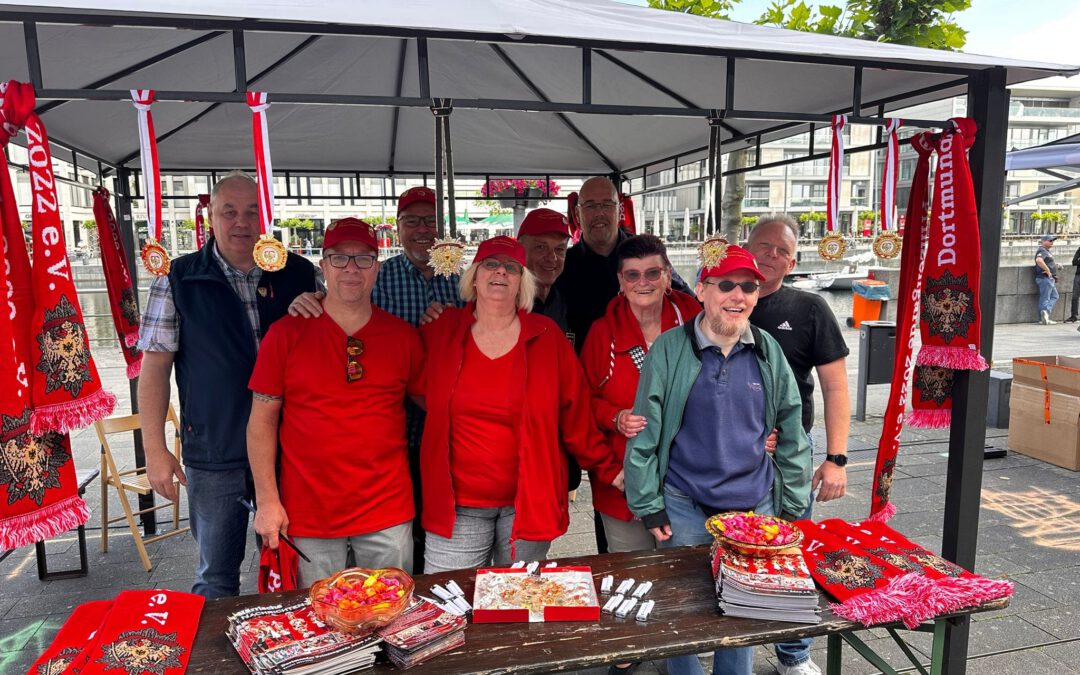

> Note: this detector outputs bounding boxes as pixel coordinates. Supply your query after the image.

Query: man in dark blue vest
[138,171,319,598]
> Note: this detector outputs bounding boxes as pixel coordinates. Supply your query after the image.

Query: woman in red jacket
[581,235,702,553]
[420,236,622,573]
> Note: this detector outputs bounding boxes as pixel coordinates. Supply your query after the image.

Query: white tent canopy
[1,0,1076,175]
[1005,144,1080,172]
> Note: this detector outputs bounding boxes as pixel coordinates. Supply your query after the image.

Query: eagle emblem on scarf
[913,365,954,406]
[814,550,886,590]
[95,628,187,675]
[920,269,977,343]
[0,409,71,506]
[35,296,94,398]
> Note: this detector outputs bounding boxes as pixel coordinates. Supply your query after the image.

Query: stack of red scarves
[29,589,205,675]
[796,519,1012,628]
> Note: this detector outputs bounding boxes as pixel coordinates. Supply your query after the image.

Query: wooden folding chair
[95,405,190,572]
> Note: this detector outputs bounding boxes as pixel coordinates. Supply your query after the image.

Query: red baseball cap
[474,236,526,268]
[323,217,379,254]
[700,244,766,282]
[397,186,436,214]
[518,208,571,239]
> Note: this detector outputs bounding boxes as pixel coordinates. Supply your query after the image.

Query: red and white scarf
[826,114,847,235]
[880,118,903,233]
[27,599,113,674]
[92,187,142,379]
[194,193,210,249]
[909,118,988,428]
[869,131,934,521]
[0,81,91,549]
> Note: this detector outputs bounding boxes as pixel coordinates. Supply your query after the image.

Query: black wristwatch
[824,454,848,467]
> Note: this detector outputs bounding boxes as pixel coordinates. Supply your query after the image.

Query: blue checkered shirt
[371,253,463,326]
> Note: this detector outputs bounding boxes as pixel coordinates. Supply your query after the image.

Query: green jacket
[625,319,812,526]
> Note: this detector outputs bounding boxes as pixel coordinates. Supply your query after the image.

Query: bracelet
[613,410,624,430]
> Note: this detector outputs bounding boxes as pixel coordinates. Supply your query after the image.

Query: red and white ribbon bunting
[194,193,210,249]
[247,91,275,236]
[826,114,847,233]
[131,89,162,243]
[880,118,903,231]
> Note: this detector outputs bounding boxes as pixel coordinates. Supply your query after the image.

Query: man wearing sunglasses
[248,218,422,583]
[625,244,811,675]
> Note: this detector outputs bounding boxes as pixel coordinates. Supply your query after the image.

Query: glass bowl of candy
[309,567,414,633]
[705,511,803,557]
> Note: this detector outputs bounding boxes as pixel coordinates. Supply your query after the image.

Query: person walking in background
[1065,241,1080,323]
[1035,234,1059,325]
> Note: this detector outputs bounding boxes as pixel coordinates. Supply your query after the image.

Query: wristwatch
[824,454,848,467]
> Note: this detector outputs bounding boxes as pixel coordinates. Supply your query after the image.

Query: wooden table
[188,546,1009,674]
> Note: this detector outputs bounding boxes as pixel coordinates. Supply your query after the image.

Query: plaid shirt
[371,253,463,326]
[371,252,463,456]
[138,244,265,352]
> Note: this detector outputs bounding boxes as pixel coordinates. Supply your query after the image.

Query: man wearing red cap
[248,217,422,581]
[287,186,463,572]
[518,208,573,342]
[624,244,811,675]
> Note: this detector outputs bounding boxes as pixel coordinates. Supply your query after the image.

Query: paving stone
[964,648,1071,675]
[964,614,1057,654]
[0,648,39,674]
[1011,567,1080,603]
[0,616,46,652]
[1036,640,1080,670]
[1023,606,1080,640]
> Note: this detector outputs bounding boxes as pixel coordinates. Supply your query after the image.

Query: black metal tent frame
[3,10,1017,672]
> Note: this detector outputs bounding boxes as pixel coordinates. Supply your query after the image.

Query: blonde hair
[459,262,536,311]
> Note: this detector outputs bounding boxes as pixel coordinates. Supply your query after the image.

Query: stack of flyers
[376,598,467,670]
[712,549,822,624]
[227,599,382,674]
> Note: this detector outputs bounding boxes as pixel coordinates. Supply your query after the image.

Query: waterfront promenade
[1,319,1078,674]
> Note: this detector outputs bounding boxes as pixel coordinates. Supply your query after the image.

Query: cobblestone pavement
[2,320,1078,674]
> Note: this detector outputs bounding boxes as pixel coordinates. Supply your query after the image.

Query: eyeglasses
[620,267,665,283]
[346,337,364,383]
[703,280,760,293]
[579,200,618,213]
[325,254,377,269]
[480,258,524,275]
[399,215,439,229]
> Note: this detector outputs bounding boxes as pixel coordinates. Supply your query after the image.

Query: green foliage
[1030,211,1065,223]
[757,0,969,50]
[278,217,315,230]
[741,215,759,226]
[177,219,196,231]
[798,211,827,223]
[365,215,397,226]
[858,210,877,222]
[647,0,737,19]
[81,219,97,230]
[474,199,512,216]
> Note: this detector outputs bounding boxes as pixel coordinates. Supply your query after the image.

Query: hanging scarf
[819,115,848,260]
[879,119,903,234]
[194,193,210,249]
[92,187,142,379]
[131,89,171,278]
[248,91,288,272]
[27,599,113,675]
[619,193,636,234]
[6,83,116,435]
[75,589,205,675]
[566,191,581,243]
[0,80,90,550]
[909,118,988,428]
[869,131,934,522]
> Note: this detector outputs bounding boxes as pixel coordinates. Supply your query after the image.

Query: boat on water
[790,252,877,291]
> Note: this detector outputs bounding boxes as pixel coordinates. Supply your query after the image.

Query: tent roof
[2,0,1077,175]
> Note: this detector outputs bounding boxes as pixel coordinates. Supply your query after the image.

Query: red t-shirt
[248,308,423,538]
[449,333,518,507]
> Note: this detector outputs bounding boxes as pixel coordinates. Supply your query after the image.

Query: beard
[709,314,747,337]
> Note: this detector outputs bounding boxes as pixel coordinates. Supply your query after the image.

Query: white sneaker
[776,660,823,675]
[1041,311,1057,325]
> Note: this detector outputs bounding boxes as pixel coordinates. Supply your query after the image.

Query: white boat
[799,252,878,291]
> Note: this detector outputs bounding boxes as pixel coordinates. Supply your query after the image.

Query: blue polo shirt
[666,315,772,512]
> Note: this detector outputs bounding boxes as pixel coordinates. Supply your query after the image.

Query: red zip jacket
[580,291,701,521]
[419,303,622,543]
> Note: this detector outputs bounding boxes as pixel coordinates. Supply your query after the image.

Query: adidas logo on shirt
[777,320,793,331]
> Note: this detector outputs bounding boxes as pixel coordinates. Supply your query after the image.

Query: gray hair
[749,213,799,243]
[211,170,257,201]
[459,262,537,311]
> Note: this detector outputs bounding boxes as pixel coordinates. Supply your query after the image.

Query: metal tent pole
[938,66,1009,675]
[432,106,446,238]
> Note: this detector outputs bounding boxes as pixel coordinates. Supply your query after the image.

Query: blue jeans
[775,435,815,667]
[185,466,251,598]
[661,483,773,675]
[1036,276,1059,314]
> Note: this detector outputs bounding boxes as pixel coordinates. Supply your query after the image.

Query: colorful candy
[319,573,407,611]
[706,512,799,547]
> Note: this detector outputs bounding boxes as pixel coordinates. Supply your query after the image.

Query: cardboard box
[1009,356,1080,471]
[472,567,600,623]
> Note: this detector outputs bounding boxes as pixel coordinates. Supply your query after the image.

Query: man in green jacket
[625,243,811,675]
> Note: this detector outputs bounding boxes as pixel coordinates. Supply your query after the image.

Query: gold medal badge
[253,235,288,272]
[872,231,901,259]
[818,232,847,261]
[427,238,465,278]
[699,237,730,269]
[140,240,171,276]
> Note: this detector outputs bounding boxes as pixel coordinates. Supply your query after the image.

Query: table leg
[930,619,948,675]
[827,633,843,675]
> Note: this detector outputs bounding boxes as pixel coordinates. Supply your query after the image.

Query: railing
[1009,103,1080,119]
[742,198,770,208]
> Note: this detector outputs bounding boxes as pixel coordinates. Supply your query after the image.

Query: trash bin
[851,279,891,328]
[856,320,896,421]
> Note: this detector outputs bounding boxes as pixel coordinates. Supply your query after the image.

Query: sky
[617,0,1080,69]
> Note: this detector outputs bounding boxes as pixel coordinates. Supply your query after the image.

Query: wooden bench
[187,545,1009,674]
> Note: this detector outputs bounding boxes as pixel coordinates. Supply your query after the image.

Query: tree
[178,218,196,231]
[646,0,971,241]
[278,217,315,231]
